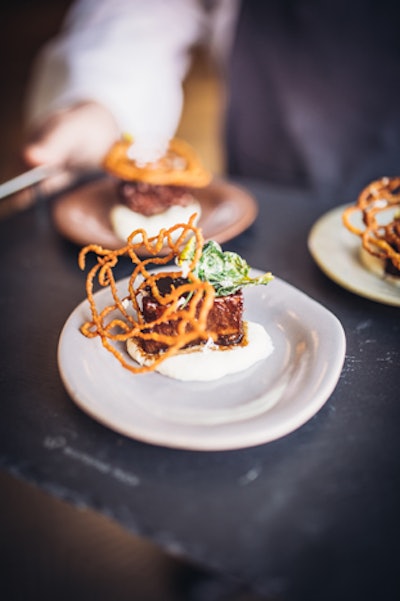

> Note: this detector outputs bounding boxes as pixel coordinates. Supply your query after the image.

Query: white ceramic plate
[308,204,400,307]
[58,272,346,451]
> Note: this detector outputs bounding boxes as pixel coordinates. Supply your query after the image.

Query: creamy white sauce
[126,321,274,382]
[110,202,201,242]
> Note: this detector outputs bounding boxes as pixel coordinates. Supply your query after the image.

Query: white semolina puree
[110,201,201,242]
[127,321,274,382]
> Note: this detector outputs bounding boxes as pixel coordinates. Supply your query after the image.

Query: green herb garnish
[177,238,273,296]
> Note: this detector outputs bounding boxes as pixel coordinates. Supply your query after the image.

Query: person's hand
[22,101,120,194]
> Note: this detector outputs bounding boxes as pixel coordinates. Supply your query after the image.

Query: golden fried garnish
[342,177,400,271]
[103,137,212,187]
[79,214,217,374]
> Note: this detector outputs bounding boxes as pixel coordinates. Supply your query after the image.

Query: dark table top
[1,177,399,601]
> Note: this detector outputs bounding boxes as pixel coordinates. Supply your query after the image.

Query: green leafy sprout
[177,238,273,297]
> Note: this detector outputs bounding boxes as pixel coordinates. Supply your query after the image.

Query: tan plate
[52,176,258,252]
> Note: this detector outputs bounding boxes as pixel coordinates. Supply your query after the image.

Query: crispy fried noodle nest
[342,176,400,271]
[103,137,212,187]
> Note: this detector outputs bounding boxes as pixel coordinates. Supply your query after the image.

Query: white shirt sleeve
[25,0,208,161]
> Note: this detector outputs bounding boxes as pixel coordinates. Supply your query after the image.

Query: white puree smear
[127,321,274,382]
[110,202,201,242]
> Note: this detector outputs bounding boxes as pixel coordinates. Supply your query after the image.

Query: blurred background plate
[52,176,258,252]
[308,204,400,306]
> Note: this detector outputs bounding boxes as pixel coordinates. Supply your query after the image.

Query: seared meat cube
[139,276,244,354]
[117,181,195,216]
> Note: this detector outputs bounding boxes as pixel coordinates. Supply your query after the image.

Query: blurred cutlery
[0,165,61,219]
[0,165,57,200]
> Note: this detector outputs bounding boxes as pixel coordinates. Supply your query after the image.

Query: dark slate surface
[1,177,399,601]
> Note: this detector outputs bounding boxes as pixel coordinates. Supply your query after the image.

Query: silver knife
[0,165,58,200]
[0,165,60,219]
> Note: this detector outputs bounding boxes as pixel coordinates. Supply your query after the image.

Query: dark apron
[225,0,400,201]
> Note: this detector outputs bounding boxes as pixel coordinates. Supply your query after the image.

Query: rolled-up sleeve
[26,0,207,156]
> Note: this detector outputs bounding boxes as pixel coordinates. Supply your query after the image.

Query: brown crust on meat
[139,276,244,354]
[117,181,197,217]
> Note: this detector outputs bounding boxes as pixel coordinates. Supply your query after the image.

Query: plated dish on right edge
[308,177,400,306]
